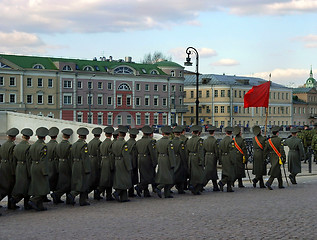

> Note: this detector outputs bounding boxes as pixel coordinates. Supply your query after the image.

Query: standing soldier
[112,126,132,202]
[303,125,313,163]
[186,125,204,195]
[88,127,102,200]
[264,126,286,190]
[0,128,19,209]
[202,125,220,191]
[10,128,33,210]
[51,128,73,204]
[126,128,139,197]
[179,126,189,190]
[113,130,119,141]
[251,126,267,188]
[68,128,91,206]
[28,127,50,211]
[99,126,115,201]
[218,127,235,192]
[284,128,305,184]
[155,126,176,198]
[232,126,248,188]
[172,126,187,194]
[135,125,157,198]
[45,127,59,202]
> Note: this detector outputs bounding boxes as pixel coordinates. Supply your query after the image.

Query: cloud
[169,47,217,61]
[294,34,317,48]
[212,58,239,66]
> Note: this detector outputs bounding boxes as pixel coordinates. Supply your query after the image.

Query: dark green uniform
[155,136,176,198]
[252,135,267,188]
[46,139,59,191]
[171,136,187,193]
[186,135,204,194]
[180,133,189,189]
[233,135,248,187]
[219,135,235,192]
[126,137,138,197]
[88,137,102,198]
[303,128,313,162]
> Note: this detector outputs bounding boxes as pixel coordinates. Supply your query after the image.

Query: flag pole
[264,73,272,137]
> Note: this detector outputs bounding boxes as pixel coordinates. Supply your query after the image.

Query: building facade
[0,54,187,127]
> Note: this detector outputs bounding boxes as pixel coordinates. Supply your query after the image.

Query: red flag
[244,81,271,108]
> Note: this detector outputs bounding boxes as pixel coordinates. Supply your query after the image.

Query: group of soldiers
[0,123,305,215]
[297,123,317,163]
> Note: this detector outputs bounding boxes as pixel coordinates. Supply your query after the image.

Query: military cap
[291,128,298,133]
[77,127,89,136]
[207,125,217,132]
[224,126,233,132]
[162,126,172,134]
[62,128,73,136]
[252,126,261,136]
[129,128,139,135]
[48,127,59,137]
[271,126,280,133]
[142,125,153,134]
[233,126,241,135]
[113,129,119,135]
[104,126,114,134]
[36,127,49,137]
[190,125,202,132]
[118,126,128,133]
[173,126,184,133]
[6,128,19,137]
[92,127,102,135]
[21,128,33,137]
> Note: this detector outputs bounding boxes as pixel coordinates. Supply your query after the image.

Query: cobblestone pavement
[1,174,317,240]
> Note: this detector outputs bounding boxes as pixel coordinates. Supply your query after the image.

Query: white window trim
[117,94,122,106]
[63,93,73,105]
[9,77,16,86]
[97,94,103,105]
[9,93,16,103]
[37,78,43,88]
[107,96,112,105]
[77,95,83,105]
[145,96,150,106]
[37,93,44,105]
[64,80,72,89]
[107,112,113,125]
[0,93,5,103]
[48,79,53,88]
[47,95,54,104]
[136,113,141,126]
[87,94,93,105]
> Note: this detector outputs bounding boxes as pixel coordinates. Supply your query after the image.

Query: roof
[293,87,316,93]
[155,60,183,68]
[184,74,289,89]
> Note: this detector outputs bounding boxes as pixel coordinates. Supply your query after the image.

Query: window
[239,91,242,98]
[64,80,72,88]
[214,106,218,113]
[98,82,103,89]
[126,95,131,106]
[118,83,131,91]
[10,77,15,86]
[179,71,183,77]
[136,114,141,125]
[27,78,32,87]
[171,70,175,77]
[117,115,122,125]
[83,66,94,71]
[154,96,159,106]
[0,77,3,86]
[154,114,159,125]
[214,90,218,97]
[48,95,53,104]
[26,95,32,104]
[206,90,210,98]
[63,65,72,71]
[77,96,83,105]
[77,113,83,122]
[97,95,103,105]
[37,94,43,104]
[145,96,150,106]
[33,64,44,69]
[221,90,225,97]
[206,106,210,113]
[172,85,175,92]
[136,97,141,106]
[199,91,202,98]
[190,107,194,113]
[117,95,122,106]
[190,91,194,98]
[163,115,167,125]
[145,114,150,125]
[179,86,183,92]
[38,78,43,87]
[48,79,53,88]
[286,93,289,100]
[234,90,237,98]
[227,90,231,97]
[107,113,113,125]
[88,82,92,89]
[127,115,132,125]
[107,82,112,90]
[179,98,183,105]
[0,93,4,103]
[136,83,140,91]
[107,96,112,105]
[150,70,158,75]
[63,94,72,105]
[145,84,149,91]
[154,84,158,91]
[199,107,202,114]
[78,81,82,89]
[113,66,134,74]
[227,106,231,113]
[98,113,103,125]
[88,94,93,105]
[221,106,225,113]
[215,121,218,127]
[88,113,93,124]
[162,98,167,106]
[163,85,167,92]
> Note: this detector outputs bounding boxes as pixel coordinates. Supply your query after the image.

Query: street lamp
[185,47,199,126]
[88,74,96,123]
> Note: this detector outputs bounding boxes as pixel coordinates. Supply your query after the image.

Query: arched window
[83,65,94,71]
[150,70,158,75]
[33,64,45,69]
[113,66,134,75]
[117,83,131,91]
[63,65,73,71]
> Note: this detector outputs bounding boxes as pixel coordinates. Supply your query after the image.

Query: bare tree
[142,51,172,64]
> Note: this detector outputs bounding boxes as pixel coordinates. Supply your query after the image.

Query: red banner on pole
[244,81,271,108]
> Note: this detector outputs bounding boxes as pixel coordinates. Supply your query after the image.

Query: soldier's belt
[289,150,297,152]
[73,158,80,162]
[206,152,213,155]
[115,156,122,160]
[89,155,97,158]
[17,161,26,164]
[159,153,167,156]
[138,154,148,157]
[1,159,8,163]
[32,160,40,164]
[175,154,179,157]
[59,159,67,162]
[101,155,111,159]
[189,153,197,156]
[222,153,229,156]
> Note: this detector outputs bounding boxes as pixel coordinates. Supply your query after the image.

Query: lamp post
[185,47,199,126]
[88,74,96,123]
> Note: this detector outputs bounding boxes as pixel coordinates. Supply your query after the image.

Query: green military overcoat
[171,136,187,184]
[202,135,219,183]
[88,137,102,190]
[99,138,114,188]
[126,138,138,185]
[233,135,248,179]
[252,135,267,177]
[219,136,235,181]
[46,139,59,191]
[284,136,305,175]
[186,135,204,185]
[55,139,72,193]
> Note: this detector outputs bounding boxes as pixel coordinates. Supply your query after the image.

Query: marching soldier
[179,126,189,190]
[0,128,19,209]
[171,126,187,194]
[135,125,157,198]
[251,126,267,188]
[218,127,235,192]
[264,126,286,190]
[113,129,119,141]
[126,128,139,197]
[10,128,32,210]
[28,127,50,211]
[51,128,73,204]
[202,125,220,191]
[68,128,91,206]
[112,126,132,202]
[88,127,103,200]
[155,126,176,198]
[45,127,59,202]
[186,125,204,195]
[232,126,248,188]
[284,128,305,184]
[99,126,115,201]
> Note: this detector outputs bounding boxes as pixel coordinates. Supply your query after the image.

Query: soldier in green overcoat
[180,126,189,190]
[68,128,91,206]
[99,126,115,201]
[202,125,220,191]
[284,128,305,184]
[45,127,59,202]
[135,125,157,198]
[88,127,102,200]
[186,125,204,195]
[0,128,19,209]
[10,128,33,210]
[303,125,313,163]
[251,126,267,188]
[218,127,235,192]
[126,128,139,197]
[112,126,132,202]
[232,126,248,188]
[171,126,187,194]
[28,127,50,211]
[264,126,286,190]
[155,126,176,198]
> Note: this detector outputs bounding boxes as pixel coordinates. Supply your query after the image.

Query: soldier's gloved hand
[242,156,246,164]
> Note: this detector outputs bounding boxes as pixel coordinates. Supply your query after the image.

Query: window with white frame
[47,112,54,118]
[154,84,158,91]
[9,94,16,103]
[27,78,32,87]
[97,94,103,105]
[117,115,122,125]
[107,113,113,125]
[179,71,183,77]
[145,114,150,125]
[77,113,83,122]
[162,115,167,125]
[98,113,103,125]
[48,79,53,88]
[88,81,93,89]
[0,93,4,103]
[88,112,93,124]
[171,70,175,77]
[136,114,141,125]
[107,96,112,105]
[162,98,167,106]
[98,82,103,89]
[145,84,149,91]
[136,97,140,106]
[37,94,43,104]
[83,66,94,71]
[48,95,53,104]
[9,77,15,86]
[63,94,72,105]
[117,95,122,106]
[154,114,159,125]
[64,80,72,88]
[179,85,183,92]
[113,66,134,75]
[63,65,72,71]
[118,83,131,91]
[145,96,150,106]
[179,98,183,105]
[127,115,132,125]
[87,94,93,105]
[136,83,140,91]
[171,85,175,92]
[77,95,82,105]
[163,85,167,92]
[0,76,3,86]
[154,96,159,106]
[38,78,43,87]
[26,95,32,104]
[126,95,131,106]
[107,82,112,90]
[77,81,82,89]
[33,64,44,69]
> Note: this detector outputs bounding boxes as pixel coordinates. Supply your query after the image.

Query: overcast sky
[1,0,316,87]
